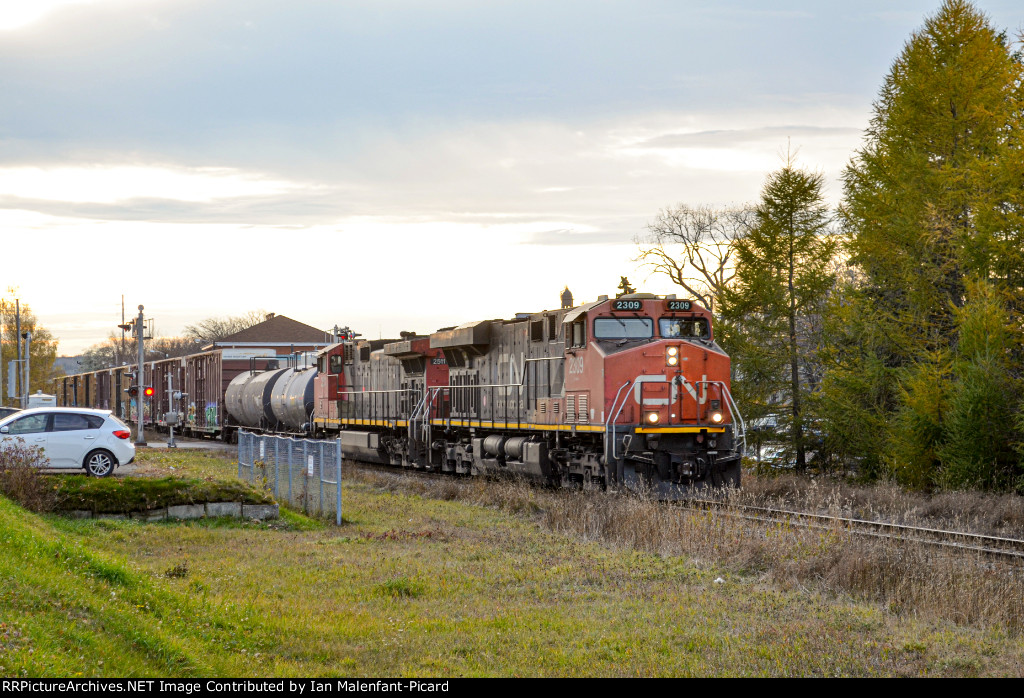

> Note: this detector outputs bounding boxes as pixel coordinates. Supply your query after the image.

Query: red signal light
[143,386,155,397]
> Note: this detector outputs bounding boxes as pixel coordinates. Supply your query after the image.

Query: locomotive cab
[564,293,744,493]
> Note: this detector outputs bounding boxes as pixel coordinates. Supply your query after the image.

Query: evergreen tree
[939,279,1021,490]
[722,160,836,470]
[844,0,1024,334]
[821,0,1024,487]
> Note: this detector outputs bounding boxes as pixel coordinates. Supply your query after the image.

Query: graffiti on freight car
[205,403,218,426]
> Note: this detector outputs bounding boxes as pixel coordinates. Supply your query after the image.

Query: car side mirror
[0,426,8,434]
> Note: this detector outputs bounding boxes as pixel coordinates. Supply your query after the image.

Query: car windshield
[659,317,710,339]
[593,317,654,340]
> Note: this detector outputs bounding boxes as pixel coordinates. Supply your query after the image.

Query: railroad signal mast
[118,304,152,447]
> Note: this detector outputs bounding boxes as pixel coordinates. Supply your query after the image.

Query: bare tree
[635,204,752,310]
[147,336,201,360]
[183,310,271,344]
[78,335,122,371]
[79,333,201,370]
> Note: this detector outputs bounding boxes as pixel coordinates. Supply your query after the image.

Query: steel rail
[683,497,1024,560]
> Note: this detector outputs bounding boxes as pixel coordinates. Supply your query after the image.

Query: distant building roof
[204,314,334,350]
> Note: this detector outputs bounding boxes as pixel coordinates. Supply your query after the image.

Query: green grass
[52,475,273,514]
[0,495,269,677]
[2,449,1023,676]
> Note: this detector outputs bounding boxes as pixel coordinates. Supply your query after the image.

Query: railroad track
[349,461,1024,561]
[685,498,1024,561]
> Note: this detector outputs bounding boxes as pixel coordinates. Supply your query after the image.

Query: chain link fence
[237,431,343,525]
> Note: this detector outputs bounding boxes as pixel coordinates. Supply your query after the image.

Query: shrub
[0,438,61,512]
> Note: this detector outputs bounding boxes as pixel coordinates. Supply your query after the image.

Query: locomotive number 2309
[613,299,642,311]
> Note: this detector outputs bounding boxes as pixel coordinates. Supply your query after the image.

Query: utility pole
[120,295,125,367]
[14,298,21,408]
[22,331,30,405]
[135,305,147,446]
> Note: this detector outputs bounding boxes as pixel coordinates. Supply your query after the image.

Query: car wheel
[84,450,116,477]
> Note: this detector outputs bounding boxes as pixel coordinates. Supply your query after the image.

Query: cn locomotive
[303,292,744,494]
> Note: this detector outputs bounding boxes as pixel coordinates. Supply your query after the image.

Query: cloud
[633,125,862,150]
[0,165,304,204]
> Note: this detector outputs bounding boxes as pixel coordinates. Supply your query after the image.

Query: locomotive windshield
[593,317,654,340]
[659,317,710,339]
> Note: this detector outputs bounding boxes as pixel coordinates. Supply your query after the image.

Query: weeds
[377,576,426,599]
[0,439,61,513]
[350,466,1024,634]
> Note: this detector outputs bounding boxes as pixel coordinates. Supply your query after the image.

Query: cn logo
[633,374,708,405]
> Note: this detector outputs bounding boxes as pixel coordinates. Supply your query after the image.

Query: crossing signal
[126,385,138,397]
[143,386,155,397]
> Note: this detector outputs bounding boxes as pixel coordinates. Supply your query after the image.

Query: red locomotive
[312,293,744,493]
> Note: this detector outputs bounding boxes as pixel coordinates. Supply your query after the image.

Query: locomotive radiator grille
[566,395,576,423]
[578,393,588,424]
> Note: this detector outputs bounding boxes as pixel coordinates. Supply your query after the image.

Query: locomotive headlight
[710,410,724,424]
[666,346,679,366]
[645,411,660,425]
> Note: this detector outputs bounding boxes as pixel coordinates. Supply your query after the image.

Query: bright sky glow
[2,0,1021,355]
[0,0,95,31]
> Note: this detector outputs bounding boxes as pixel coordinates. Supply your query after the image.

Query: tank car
[312,293,744,494]
[225,363,318,433]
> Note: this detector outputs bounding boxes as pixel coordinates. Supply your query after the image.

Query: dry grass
[350,466,1024,635]
[736,473,1024,538]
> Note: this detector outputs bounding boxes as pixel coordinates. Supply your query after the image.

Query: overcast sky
[3,0,1022,354]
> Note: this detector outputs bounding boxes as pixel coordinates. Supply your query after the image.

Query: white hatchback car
[0,407,136,477]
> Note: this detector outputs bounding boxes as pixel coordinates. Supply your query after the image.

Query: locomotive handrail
[335,387,418,424]
[695,380,746,454]
[415,355,562,428]
[407,387,440,465]
[603,380,632,465]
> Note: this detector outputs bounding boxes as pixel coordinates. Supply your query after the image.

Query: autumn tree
[821,0,1024,487]
[720,161,837,471]
[0,299,59,405]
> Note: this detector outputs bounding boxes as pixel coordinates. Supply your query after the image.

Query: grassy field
[1,448,1023,677]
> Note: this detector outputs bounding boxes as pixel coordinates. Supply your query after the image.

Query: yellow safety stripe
[431,419,606,432]
[634,427,726,434]
[314,418,409,427]
[313,418,725,434]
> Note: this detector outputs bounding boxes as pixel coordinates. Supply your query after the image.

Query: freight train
[55,292,745,493]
